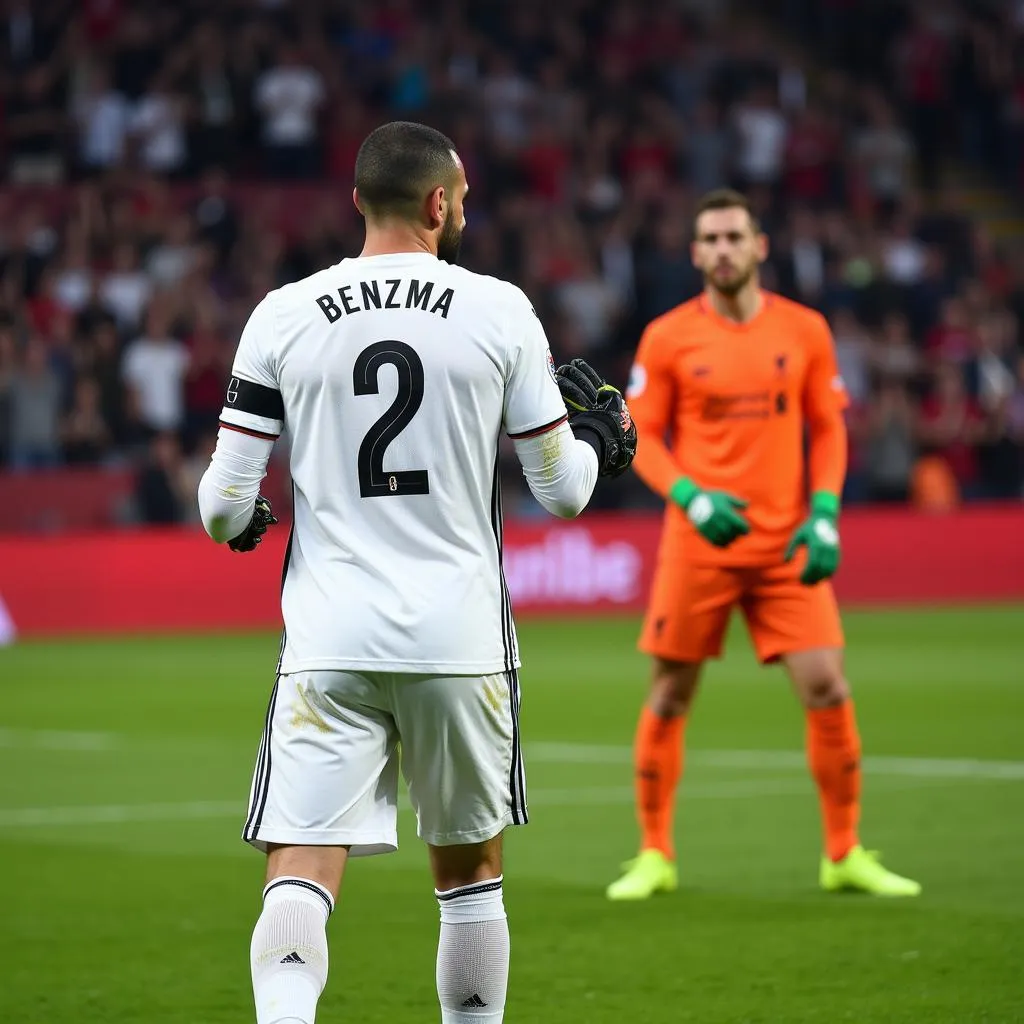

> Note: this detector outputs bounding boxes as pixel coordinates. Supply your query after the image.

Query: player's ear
[426,185,446,230]
[352,187,363,215]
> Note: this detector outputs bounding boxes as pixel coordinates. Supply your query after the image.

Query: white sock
[250,876,333,1024]
[435,876,509,1023]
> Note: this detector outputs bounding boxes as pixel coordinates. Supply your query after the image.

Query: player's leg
[604,656,701,901]
[607,561,741,901]
[429,836,508,1023]
[782,644,860,862]
[744,570,920,896]
[244,671,401,1023]
[251,845,346,1024]
[392,672,521,1023]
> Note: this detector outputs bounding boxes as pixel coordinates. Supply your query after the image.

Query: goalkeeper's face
[692,207,767,298]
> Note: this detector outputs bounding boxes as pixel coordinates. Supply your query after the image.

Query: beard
[437,211,463,265]
[704,261,757,297]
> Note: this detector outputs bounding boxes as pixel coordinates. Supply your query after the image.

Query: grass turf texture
[1,607,1022,1023]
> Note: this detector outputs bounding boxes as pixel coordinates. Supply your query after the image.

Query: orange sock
[806,700,862,862]
[634,705,686,859]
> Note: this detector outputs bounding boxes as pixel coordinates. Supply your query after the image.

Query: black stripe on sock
[435,878,504,902]
[264,878,334,917]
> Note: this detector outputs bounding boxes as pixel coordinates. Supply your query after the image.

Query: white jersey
[220,252,569,675]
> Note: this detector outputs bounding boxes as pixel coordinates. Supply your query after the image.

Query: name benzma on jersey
[316,278,455,322]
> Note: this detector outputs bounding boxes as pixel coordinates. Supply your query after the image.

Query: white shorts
[242,669,527,855]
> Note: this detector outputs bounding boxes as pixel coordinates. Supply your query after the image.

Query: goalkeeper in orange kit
[607,189,920,900]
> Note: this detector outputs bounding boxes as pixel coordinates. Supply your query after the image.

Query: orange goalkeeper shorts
[639,556,844,665]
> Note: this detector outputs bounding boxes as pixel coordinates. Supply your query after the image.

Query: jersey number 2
[353,340,430,497]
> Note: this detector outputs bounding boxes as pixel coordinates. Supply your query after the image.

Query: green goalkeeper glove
[669,477,750,548]
[784,491,841,585]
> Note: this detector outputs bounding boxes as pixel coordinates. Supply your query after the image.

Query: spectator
[190,23,240,173]
[145,213,197,289]
[917,362,987,498]
[134,430,190,524]
[61,375,113,465]
[686,100,730,196]
[122,306,189,436]
[871,312,922,386]
[732,83,788,190]
[99,242,152,334]
[0,320,18,463]
[254,44,325,179]
[853,94,914,216]
[8,338,62,470]
[73,64,131,175]
[864,376,917,502]
[129,71,189,177]
[5,65,66,184]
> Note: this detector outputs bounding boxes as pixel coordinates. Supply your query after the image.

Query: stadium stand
[1,0,1022,529]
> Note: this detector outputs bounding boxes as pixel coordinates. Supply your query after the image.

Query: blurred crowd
[1,0,1023,525]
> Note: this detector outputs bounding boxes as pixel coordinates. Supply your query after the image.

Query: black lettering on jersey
[406,279,433,311]
[316,294,342,323]
[361,280,382,310]
[224,377,284,420]
[339,285,359,315]
[384,279,402,308]
[430,287,454,319]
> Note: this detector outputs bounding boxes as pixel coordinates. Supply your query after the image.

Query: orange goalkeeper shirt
[627,292,849,565]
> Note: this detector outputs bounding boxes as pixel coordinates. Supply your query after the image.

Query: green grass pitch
[2,607,1022,1022]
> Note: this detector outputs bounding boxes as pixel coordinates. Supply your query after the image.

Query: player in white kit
[197,121,637,1024]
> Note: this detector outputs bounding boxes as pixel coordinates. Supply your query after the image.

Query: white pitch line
[0,778,818,829]
[2,730,1021,780]
[0,728,115,751]
[0,800,240,828]
[526,743,1024,781]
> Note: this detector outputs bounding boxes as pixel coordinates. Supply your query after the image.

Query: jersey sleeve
[802,313,849,497]
[219,294,285,441]
[626,320,682,498]
[802,314,849,423]
[502,288,568,439]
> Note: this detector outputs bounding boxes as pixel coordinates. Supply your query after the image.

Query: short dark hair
[693,188,760,235]
[355,121,460,220]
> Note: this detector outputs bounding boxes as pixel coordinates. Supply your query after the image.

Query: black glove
[228,495,278,552]
[555,358,638,479]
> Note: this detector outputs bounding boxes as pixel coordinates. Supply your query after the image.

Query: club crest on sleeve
[226,377,240,404]
[546,348,557,381]
[626,364,646,398]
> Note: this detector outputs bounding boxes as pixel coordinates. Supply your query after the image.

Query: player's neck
[361,225,438,259]
[705,284,763,324]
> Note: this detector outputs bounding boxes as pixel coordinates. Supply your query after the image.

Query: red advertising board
[0,507,1021,638]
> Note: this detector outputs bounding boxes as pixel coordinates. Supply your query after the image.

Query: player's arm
[502,290,600,518]
[197,296,282,550]
[628,324,748,547]
[785,316,850,584]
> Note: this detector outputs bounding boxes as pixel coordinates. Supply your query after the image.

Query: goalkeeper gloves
[784,491,841,585]
[670,477,750,548]
[228,495,278,553]
[555,357,638,479]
